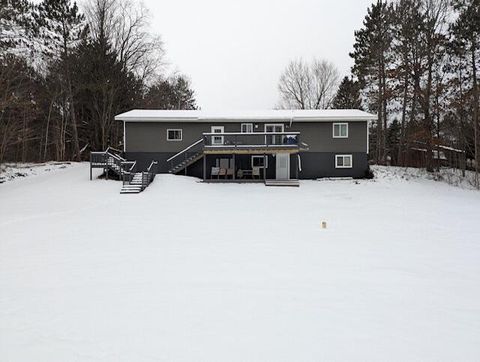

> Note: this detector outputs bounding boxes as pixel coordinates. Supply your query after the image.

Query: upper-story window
[167,129,182,141]
[333,123,348,138]
[241,123,253,133]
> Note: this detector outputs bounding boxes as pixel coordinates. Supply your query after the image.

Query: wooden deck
[203,146,299,155]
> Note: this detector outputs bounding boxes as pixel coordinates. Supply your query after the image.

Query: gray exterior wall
[124,120,369,179]
[125,120,368,153]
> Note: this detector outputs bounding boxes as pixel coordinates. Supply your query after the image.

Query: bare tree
[278,58,340,109]
[81,0,165,150]
[84,0,164,83]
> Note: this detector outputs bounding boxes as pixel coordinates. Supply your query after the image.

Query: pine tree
[350,0,394,164]
[450,0,480,187]
[332,76,362,109]
[391,0,424,166]
[142,75,197,110]
[387,118,401,165]
[37,0,85,160]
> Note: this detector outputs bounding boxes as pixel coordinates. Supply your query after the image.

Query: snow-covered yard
[1,163,480,361]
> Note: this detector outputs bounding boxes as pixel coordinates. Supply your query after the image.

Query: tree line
[0,0,197,163]
[278,0,479,185]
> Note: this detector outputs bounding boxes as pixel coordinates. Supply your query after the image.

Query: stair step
[120,190,141,194]
[120,185,142,194]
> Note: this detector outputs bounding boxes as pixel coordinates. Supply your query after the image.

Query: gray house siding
[124,120,369,179]
[125,121,368,153]
[299,152,368,178]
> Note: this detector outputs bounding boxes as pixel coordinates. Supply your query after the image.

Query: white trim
[211,126,224,145]
[123,121,126,152]
[167,129,183,141]
[114,109,378,122]
[335,154,353,168]
[264,123,285,132]
[251,155,268,168]
[166,138,203,162]
[241,123,253,133]
[333,123,348,138]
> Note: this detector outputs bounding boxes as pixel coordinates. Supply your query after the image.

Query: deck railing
[202,131,300,148]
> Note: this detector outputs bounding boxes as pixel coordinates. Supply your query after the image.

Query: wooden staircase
[167,139,204,174]
[120,172,143,194]
[169,151,203,174]
[90,148,158,194]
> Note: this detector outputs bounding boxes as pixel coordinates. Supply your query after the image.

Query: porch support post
[232,153,236,181]
[90,156,92,181]
[296,154,299,180]
[203,154,206,181]
[263,153,267,182]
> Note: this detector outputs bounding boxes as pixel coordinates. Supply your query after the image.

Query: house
[112,109,376,184]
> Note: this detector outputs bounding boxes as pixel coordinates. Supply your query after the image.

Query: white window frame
[167,129,182,141]
[241,123,253,133]
[335,154,353,169]
[264,123,284,145]
[251,155,268,168]
[333,123,348,138]
[211,126,224,145]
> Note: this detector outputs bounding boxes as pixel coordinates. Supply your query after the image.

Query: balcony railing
[202,131,301,149]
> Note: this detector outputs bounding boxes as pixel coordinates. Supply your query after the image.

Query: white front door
[276,153,290,180]
[211,126,224,145]
[265,124,284,145]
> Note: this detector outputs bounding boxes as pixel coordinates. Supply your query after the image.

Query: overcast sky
[145,0,374,110]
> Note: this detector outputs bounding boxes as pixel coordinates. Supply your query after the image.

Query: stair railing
[167,138,204,172]
[121,160,137,185]
[141,160,158,190]
[105,146,124,157]
[90,151,107,166]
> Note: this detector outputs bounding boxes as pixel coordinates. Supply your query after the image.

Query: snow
[1,163,480,361]
[114,109,377,122]
[0,162,72,184]
[372,165,479,190]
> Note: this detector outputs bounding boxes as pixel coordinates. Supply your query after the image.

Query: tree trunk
[44,99,54,162]
[376,63,384,165]
[398,71,409,166]
[471,42,479,188]
[381,65,388,164]
[69,90,81,161]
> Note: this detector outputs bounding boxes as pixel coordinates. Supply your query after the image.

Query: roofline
[115,115,377,122]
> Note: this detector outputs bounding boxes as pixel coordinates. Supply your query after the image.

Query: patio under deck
[200,131,303,185]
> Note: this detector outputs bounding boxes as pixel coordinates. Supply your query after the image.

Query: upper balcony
[202,131,306,154]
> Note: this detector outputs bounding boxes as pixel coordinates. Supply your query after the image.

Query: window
[211,126,224,145]
[167,129,182,141]
[333,123,348,138]
[335,154,352,168]
[241,123,253,133]
[251,155,268,168]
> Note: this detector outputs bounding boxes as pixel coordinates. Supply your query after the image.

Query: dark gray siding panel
[126,122,241,153]
[125,152,173,173]
[299,152,368,179]
[126,151,368,179]
[124,120,368,154]
[292,122,367,152]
